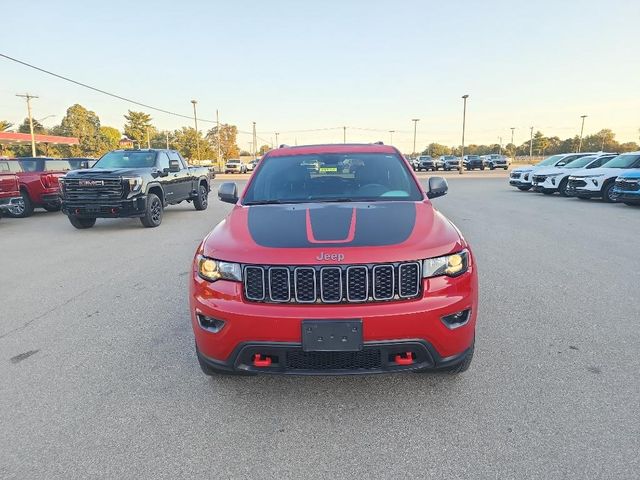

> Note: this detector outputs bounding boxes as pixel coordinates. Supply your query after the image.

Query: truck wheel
[602,182,616,203]
[43,205,61,212]
[193,183,208,211]
[68,216,96,229]
[489,165,495,170]
[7,190,34,218]
[517,186,531,191]
[140,193,163,228]
[480,166,485,170]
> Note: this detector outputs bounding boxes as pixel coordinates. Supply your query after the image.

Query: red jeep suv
[190,144,478,375]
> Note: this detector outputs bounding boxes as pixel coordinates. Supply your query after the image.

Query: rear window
[45,160,73,172]
[242,152,423,204]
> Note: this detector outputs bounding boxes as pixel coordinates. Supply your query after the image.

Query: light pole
[343,126,346,143]
[459,96,468,175]
[411,119,420,157]
[166,131,169,149]
[510,127,515,160]
[529,126,534,160]
[191,100,200,161]
[498,136,503,155]
[16,93,39,156]
[216,109,222,166]
[252,122,257,160]
[275,132,279,146]
[578,115,587,152]
[389,130,395,145]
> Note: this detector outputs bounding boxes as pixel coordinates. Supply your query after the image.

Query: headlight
[124,176,143,193]
[580,174,604,179]
[423,250,469,278]
[197,256,242,282]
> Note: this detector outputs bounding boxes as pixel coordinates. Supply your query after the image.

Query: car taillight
[42,174,59,189]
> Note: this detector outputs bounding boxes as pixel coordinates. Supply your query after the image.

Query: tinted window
[601,154,640,169]
[45,160,73,172]
[0,161,9,172]
[18,159,45,172]
[243,152,423,204]
[537,154,565,167]
[167,151,185,167]
[94,151,157,169]
[157,152,170,170]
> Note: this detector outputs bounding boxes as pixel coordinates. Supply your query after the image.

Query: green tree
[18,117,46,134]
[0,120,14,131]
[422,143,451,157]
[206,124,240,162]
[123,111,154,148]
[98,126,121,156]
[14,118,55,156]
[619,142,640,152]
[58,104,102,157]
[258,144,270,156]
[171,127,214,162]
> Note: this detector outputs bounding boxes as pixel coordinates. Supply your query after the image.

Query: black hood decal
[247,203,416,248]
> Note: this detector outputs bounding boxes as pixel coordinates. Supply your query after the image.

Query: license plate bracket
[302,320,363,352]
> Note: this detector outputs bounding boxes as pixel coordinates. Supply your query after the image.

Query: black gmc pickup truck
[60,149,210,229]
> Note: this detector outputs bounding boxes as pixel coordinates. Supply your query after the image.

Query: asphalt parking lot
[1,175,638,479]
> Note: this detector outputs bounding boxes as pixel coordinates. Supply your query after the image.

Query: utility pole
[146,126,151,149]
[459,97,468,175]
[275,132,279,146]
[510,127,515,160]
[529,126,534,160]
[165,131,169,149]
[216,109,222,168]
[252,122,257,160]
[578,115,587,153]
[389,130,395,145]
[191,100,200,161]
[412,119,420,157]
[343,126,346,143]
[498,136,503,154]
[16,93,38,156]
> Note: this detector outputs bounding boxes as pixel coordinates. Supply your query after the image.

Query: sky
[1,0,639,152]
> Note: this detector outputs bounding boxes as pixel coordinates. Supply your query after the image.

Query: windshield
[242,152,423,204]
[94,151,157,169]
[227,160,240,164]
[601,153,640,169]
[467,155,479,160]
[536,154,565,167]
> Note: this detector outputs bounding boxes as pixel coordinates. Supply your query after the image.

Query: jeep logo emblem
[316,252,345,262]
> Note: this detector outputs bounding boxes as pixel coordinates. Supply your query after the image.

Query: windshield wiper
[243,199,288,205]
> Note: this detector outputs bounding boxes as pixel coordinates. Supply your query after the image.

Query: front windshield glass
[536,154,564,166]
[601,154,640,169]
[242,152,423,204]
[94,151,157,169]
[565,156,597,168]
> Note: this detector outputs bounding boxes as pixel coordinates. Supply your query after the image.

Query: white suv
[531,153,617,196]
[566,152,640,202]
[509,153,592,191]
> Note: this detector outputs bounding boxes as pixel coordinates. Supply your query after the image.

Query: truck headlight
[423,250,469,278]
[198,256,242,282]
[124,176,143,193]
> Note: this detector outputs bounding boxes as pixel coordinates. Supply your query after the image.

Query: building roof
[0,131,80,146]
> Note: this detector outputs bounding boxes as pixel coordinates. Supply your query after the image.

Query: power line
[0,52,222,124]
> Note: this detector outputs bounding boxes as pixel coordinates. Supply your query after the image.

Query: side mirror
[218,182,238,204]
[169,159,181,172]
[426,176,448,199]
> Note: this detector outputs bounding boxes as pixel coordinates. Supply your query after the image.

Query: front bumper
[62,195,147,218]
[612,191,640,203]
[190,269,478,375]
[565,185,601,198]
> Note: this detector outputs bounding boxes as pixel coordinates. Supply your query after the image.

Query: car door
[156,151,179,202]
[168,150,193,200]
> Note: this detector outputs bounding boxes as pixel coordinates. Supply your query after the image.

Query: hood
[617,170,640,180]
[571,167,632,178]
[534,167,564,175]
[66,167,150,177]
[512,165,535,173]
[201,201,466,265]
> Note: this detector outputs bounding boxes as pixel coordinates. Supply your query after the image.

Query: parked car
[0,157,73,217]
[0,171,21,221]
[509,153,593,191]
[60,149,211,228]
[190,143,477,376]
[416,155,439,171]
[612,170,640,206]
[225,159,246,174]
[408,157,420,171]
[483,154,510,170]
[566,152,640,202]
[440,155,460,171]
[246,159,259,172]
[531,153,617,196]
[463,155,484,170]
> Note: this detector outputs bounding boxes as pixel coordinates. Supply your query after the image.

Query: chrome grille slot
[268,267,291,302]
[294,268,317,303]
[346,266,368,302]
[244,266,265,301]
[373,265,395,300]
[398,262,420,298]
[62,177,123,202]
[320,267,342,303]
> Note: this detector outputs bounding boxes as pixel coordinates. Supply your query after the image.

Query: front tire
[602,181,616,203]
[193,183,208,211]
[68,216,96,229]
[489,164,495,170]
[7,190,34,218]
[140,193,163,228]
[558,178,569,197]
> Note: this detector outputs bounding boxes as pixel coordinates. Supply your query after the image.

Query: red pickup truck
[0,157,77,217]
[0,171,21,220]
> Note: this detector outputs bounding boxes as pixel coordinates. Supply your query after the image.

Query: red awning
[0,132,80,146]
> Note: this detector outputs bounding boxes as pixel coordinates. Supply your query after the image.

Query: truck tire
[480,165,485,170]
[489,164,495,170]
[7,190,34,218]
[140,193,163,228]
[193,183,208,211]
[68,216,96,229]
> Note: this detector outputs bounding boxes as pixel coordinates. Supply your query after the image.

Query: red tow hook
[394,352,414,366]
[252,354,272,367]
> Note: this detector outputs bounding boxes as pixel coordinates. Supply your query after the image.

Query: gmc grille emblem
[79,179,104,187]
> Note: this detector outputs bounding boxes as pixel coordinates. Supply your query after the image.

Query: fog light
[551,178,556,185]
[441,309,471,329]
[197,314,225,333]
[592,179,598,186]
